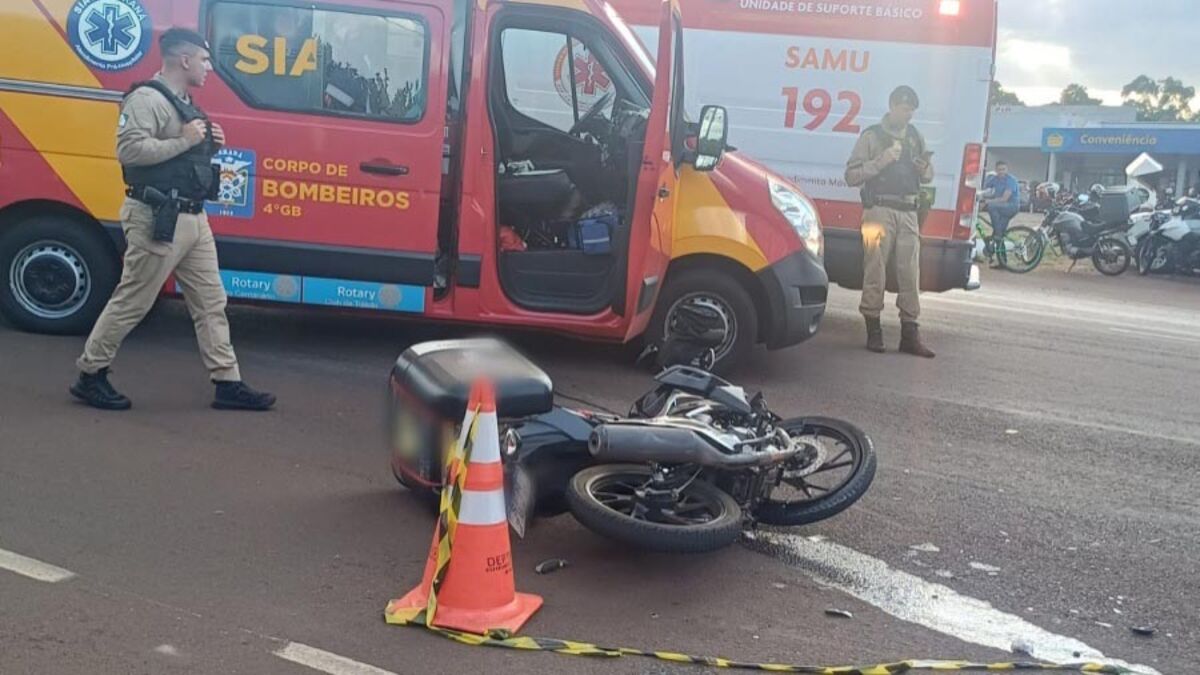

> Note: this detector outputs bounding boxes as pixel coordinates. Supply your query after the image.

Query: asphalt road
[2,267,1197,675]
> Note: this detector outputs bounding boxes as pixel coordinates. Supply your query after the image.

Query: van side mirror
[692,105,729,172]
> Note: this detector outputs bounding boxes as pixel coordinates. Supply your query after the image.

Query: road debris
[1130,626,1155,637]
[910,543,940,553]
[824,608,854,619]
[534,558,568,575]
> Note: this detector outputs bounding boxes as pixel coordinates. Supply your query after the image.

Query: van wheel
[647,268,758,374]
[0,216,119,335]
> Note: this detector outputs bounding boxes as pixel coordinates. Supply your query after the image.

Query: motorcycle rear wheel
[567,464,743,553]
[1092,237,1131,276]
[754,417,876,527]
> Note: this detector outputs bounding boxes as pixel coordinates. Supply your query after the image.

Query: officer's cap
[160,28,210,55]
[889,85,920,110]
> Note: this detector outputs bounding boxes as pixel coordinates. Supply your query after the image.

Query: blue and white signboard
[1043,127,1200,155]
[302,278,425,313]
[222,271,300,303]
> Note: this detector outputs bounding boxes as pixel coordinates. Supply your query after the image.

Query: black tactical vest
[865,123,924,198]
[121,80,218,201]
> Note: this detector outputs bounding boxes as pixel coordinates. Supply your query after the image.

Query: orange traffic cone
[385,378,543,635]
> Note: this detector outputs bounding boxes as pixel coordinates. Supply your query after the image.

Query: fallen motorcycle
[387,338,876,553]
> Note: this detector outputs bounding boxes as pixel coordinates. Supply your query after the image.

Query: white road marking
[273,642,398,675]
[828,286,1200,335]
[0,547,76,583]
[1110,327,1200,344]
[748,532,1160,675]
[893,390,1200,448]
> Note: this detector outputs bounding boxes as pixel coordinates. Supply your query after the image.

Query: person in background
[981,161,1020,268]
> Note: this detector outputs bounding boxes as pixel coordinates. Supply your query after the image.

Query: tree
[1059,83,1101,106]
[990,80,1024,107]
[1121,75,1197,122]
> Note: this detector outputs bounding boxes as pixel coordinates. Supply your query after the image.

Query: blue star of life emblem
[68,0,152,72]
[85,3,138,55]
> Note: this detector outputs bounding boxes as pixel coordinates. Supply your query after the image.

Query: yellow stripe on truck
[0,92,125,220]
[672,168,770,272]
[0,0,123,219]
[37,0,77,31]
[0,0,101,88]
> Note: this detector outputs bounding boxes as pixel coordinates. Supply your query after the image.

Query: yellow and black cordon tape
[386,406,1133,675]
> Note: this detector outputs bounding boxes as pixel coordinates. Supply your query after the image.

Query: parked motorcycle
[1135,197,1200,276]
[1004,185,1132,275]
[387,338,876,554]
[1126,209,1174,273]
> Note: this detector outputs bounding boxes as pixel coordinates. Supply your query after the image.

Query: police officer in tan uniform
[844,85,936,358]
[71,28,275,411]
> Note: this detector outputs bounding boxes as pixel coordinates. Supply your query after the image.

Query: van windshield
[601,1,654,78]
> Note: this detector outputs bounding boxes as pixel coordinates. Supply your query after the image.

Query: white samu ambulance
[613,0,996,291]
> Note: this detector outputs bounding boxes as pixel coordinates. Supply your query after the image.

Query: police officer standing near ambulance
[844,85,936,358]
[70,28,275,411]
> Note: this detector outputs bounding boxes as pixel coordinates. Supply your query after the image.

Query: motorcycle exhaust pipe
[589,423,799,468]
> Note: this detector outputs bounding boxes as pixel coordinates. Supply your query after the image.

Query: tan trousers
[859,206,921,323]
[77,201,240,381]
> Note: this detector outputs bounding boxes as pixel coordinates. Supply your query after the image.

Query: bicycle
[971,209,1043,273]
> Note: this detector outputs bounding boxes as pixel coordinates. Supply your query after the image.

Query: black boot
[865,317,885,353]
[70,368,132,410]
[899,321,936,358]
[213,381,276,411]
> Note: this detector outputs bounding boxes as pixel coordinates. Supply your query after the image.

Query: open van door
[620,0,683,327]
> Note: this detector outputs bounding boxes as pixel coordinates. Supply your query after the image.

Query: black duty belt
[125,186,206,214]
[874,195,919,212]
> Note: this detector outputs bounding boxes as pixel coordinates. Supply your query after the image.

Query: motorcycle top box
[391,338,554,420]
[389,338,553,489]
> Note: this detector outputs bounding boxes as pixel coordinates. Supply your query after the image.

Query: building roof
[990,104,1138,148]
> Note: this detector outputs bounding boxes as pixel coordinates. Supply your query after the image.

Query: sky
[995,0,1200,107]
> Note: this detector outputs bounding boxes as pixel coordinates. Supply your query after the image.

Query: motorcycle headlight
[768,177,822,258]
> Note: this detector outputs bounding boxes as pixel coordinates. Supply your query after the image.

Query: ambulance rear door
[200,0,448,313]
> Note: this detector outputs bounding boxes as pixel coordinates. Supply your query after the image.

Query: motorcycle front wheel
[567,464,743,553]
[1092,237,1132,276]
[1136,238,1170,276]
[754,417,877,527]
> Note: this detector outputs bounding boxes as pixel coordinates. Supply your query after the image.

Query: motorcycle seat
[1081,219,1124,236]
